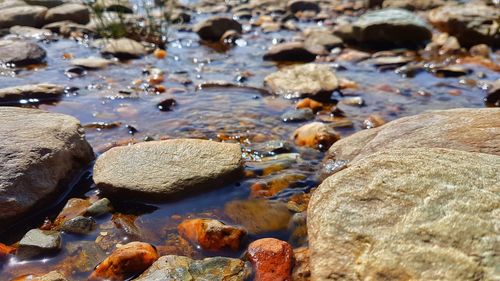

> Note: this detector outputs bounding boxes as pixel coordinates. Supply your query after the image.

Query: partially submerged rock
[0,83,63,105]
[0,108,94,229]
[327,108,500,164]
[17,229,62,260]
[263,42,316,62]
[0,5,47,28]
[93,139,243,200]
[428,3,500,47]
[178,218,246,251]
[350,8,432,47]
[101,38,147,59]
[194,16,242,41]
[264,63,338,99]
[9,25,53,39]
[293,122,340,150]
[134,255,250,281]
[0,39,46,65]
[309,148,500,280]
[71,57,114,69]
[247,238,294,281]
[90,242,159,281]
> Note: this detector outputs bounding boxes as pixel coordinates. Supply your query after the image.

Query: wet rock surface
[0,107,94,229]
[134,255,250,281]
[293,122,340,150]
[0,39,46,65]
[247,238,294,281]
[264,63,338,99]
[93,139,244,199]
[178,218,246,251]
[17,229,61,260]
[309,148,500,281]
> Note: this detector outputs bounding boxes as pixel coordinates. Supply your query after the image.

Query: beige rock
[0,83,64,104]
[34,271,68,281]
[327,108,500,164]
[293,122,340,150]
[264,63,338,99]
[101,38,147,59]
[44,3,90,24]
[93,139,243,200]
[308,148,500,281]
[0,107,94,229]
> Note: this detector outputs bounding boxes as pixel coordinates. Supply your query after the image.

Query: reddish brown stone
[89,242,159,281]
[247,238,294,281]
[178,218,246,251]
[53,198,91,228]
[0,242,16,259]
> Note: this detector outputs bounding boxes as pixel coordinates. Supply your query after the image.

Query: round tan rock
[93,139,244,200]
[309,148,500,281]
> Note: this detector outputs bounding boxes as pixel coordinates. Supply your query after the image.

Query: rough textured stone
[428,3,500,47]
[178,218,246,251]
[263,42,316,62]
[351,8,432,47]
[308,148,500,281]
[0,108,94,229]
[89,242,159,281]
[0,83,63,104]
[93,139,243,200]
[247,238,294,281]
[134,255,250,281]
[61,216,95,234]
[0,39,46,66]
[194,16,242,41]
[44,3,90,24]
[17,229,62,260]
[327,108,500,165]
[101,38,147,59]
[33,271,68,281]
[264,63,338,99]
[0,5,47,28]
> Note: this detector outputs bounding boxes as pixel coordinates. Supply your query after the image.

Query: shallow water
[0,6,499,280]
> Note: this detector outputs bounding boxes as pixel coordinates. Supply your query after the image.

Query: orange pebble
[62,53,73,59]
[153,49,167,59]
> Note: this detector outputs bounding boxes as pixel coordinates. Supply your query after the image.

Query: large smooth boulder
[326,108,500,165]
[308,148,500,280]
[428,3,500,47]
[0,83,64,105]
[264,63,338,99]
[0,39,46,66]
[134,255,250,281]
[93,139,243,200]
[350,8,432,47]
[194,16,242,41]
[44,3,90,24]
[0,5,47,28]
[0,107,94,229]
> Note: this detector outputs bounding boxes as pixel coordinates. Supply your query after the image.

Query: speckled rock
[264,63,338,99]
[93,139,243,200]
[0,108,94,229]
[309,148,500,281]
[0,83,63,104]
[326,108,500,165]
[134,255,250,281]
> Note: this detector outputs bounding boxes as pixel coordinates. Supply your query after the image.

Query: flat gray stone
[0,39,46,66]
[135,255,250,281]
[93,139,243,200]
[309,148,500,280]
[0,83,63,104]
[0,107,94,228]
[0,5,48,28]
[17,229,62,260]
